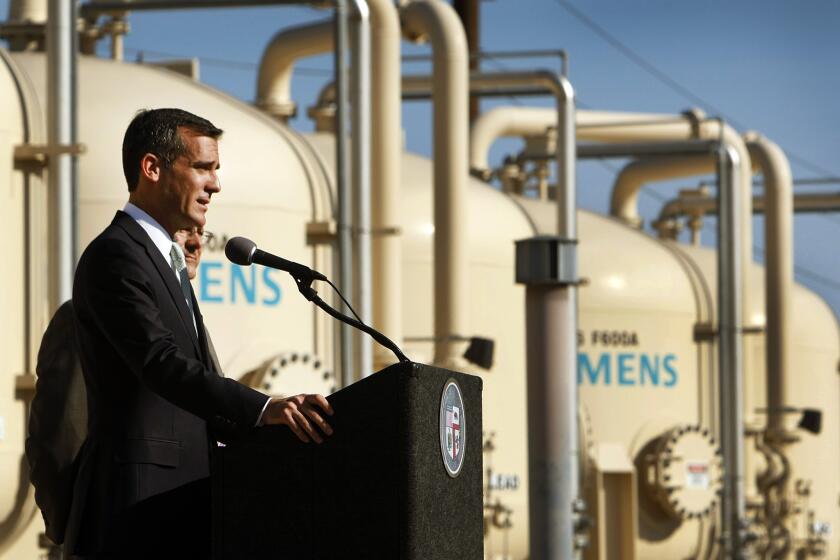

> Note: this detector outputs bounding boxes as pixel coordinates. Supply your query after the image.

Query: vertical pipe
[111,32,123,61]
[524,285,578,560]
[744,133,793,439]
[349,0,372,377]
[400,0,470,369]
[745,133,794,554]
[555,79,576,240]
[516,74,578,560]
[47,0,77,311]
[334,0,354,388]
[717,144,745,558]
[545,75,578,560]
[368,0,403,372]
[110,15,127,62]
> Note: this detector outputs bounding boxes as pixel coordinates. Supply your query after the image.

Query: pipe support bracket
[515,236,580,286]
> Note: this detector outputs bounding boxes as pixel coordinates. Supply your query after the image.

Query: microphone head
[225,236,257,266]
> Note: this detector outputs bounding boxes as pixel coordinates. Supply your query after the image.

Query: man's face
[159,128,221,231]
[173,227,206,280]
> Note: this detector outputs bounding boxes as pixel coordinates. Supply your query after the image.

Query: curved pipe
[469,106,558,181]
[609,126,748,228]
[317,73,576,233]
[469,106,694,176]
[610,155,714,227]
[256,19,334,120]
[743,133,793,440]
[657,191,837,220]
[400,0,469,369]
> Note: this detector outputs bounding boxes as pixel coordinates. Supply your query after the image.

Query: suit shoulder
[77,224,140,269]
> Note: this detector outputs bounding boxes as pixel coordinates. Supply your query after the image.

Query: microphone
[225,236,326,281]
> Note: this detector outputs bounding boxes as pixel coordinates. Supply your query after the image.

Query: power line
[552,0,739,125]
[551,0,840,181]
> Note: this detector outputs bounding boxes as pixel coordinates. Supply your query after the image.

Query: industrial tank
[0,51,339,558]
[0,49,35,560]
[675,244,840,558]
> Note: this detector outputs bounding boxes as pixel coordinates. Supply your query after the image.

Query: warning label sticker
[685,461,710,489]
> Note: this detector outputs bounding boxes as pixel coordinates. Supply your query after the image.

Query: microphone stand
[290,274,411,366]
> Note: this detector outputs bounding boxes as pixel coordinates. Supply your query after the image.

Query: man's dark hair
[122,108,223,191]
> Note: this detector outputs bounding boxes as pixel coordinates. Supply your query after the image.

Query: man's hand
[262,394,334,443]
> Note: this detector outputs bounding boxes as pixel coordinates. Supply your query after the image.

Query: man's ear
[139,153,162,183]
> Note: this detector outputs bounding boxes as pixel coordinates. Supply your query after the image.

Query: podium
[212,362,484,559]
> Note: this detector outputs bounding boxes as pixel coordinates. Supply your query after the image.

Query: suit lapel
[113,212,202,356]
[192,291,212,368]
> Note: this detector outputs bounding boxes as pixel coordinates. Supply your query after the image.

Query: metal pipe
[349,0,372,378]
[717,144,746,558]
[656,191,839,219]
[744,133,793,440]
[256,19,334,120]
[517,75,578,559]
[366,0,403,372]
[609,155,714,227]
[47,0,77,310]
[744,133,794,555]
[400,0,469,370]
[334,0,353,388]
[80,0,304,14]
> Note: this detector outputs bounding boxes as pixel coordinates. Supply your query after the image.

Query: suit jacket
[67,211,267,554]
[26,300,87,545]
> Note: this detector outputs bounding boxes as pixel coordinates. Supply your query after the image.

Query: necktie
[170,243,195,319]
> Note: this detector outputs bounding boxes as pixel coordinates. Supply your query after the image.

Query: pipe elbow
[470,106,557,178]
[255,20,334,119]
[400,0,468,57]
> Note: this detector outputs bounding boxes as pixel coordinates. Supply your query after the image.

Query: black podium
[212,362,483,559]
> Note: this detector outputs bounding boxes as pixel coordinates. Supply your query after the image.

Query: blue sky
[3,0,839,317]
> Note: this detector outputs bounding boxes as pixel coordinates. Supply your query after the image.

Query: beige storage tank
[676,244,840,558]
[0,49,38,560]
[0,51,338,558]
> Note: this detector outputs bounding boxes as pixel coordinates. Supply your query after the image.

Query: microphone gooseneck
[223,236,410,365]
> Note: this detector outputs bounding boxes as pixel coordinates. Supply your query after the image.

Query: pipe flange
[238,351,334,396]
[641,424,723,521]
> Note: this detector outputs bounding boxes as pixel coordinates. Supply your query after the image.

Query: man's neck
[127,194,174,237]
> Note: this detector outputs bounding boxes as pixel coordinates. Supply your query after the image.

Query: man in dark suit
[68,108,333,558]
[27,224,217,554]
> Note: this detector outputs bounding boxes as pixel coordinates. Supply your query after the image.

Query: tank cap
[641,424,723,521]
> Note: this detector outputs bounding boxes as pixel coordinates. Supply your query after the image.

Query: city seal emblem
[439,379,466,477]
